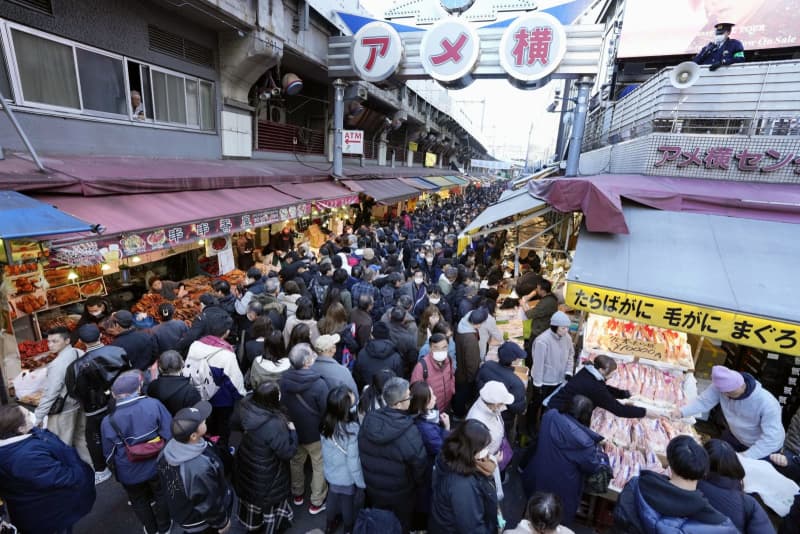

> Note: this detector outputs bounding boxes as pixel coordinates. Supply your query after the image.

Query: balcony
[583,59,800,152]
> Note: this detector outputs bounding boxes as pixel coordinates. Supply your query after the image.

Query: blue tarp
[0,190,94,239]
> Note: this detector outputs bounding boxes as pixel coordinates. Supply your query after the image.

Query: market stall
[564,203,800,513]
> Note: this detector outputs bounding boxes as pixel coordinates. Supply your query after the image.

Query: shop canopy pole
[516,213,571,250]
[514,224,520,277]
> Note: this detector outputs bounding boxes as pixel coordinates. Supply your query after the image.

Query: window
[76,49,126,115]
[0,37,12,100]
[4,20,216,131]
[12,29,79,109]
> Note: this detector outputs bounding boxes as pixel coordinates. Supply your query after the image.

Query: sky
[358,0,563,163]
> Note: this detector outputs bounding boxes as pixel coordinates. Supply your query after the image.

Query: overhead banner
[618,0,799,58]
[566,281,800,357]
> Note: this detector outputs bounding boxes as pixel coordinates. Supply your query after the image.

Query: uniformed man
[693,22,745,71]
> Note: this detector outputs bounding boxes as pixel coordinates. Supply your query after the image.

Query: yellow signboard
[408,141,418,152]
[566,282,800,357]
[424,152,437,167]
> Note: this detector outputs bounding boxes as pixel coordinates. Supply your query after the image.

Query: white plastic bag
[12,367,48,400]
[739,454,799,516]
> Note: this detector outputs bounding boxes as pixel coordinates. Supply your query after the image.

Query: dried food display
[47,285,81,307]
[10,293,47,317]
[4,263,39,277]
[79,279,106,297]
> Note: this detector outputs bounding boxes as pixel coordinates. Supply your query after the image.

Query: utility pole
[454,98,487,131]
[523,121,534,173]
[332,78,346,178]
[565,76,594,177]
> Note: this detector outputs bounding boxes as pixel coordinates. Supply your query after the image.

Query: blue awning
[444,175,469,185]
[0,191,95,239]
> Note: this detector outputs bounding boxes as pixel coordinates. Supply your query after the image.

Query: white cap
[313,334,340,353]
[479,381,514,405]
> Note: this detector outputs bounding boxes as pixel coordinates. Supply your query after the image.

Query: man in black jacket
[353,322,404,391]
[279,343,329,514]
[158,400,233,533]
[66,324,131,485]
[475,342,527,434]
[175,294,221,354]
[109,310,157,371]
[383,306,418,376]
[359,377,428,532]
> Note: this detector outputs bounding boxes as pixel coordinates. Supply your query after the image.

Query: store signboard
[425,152,438,167]
[343,130,364,155]
[51,203,312,264]
[408,141,419,152]
[654,144,800,174]
[566,282,800,357]
[351,21,405,83]
[316,195,360,209]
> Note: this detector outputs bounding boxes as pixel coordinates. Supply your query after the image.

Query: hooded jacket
[522,409,605,525]
[697,475,775,534]
[101,395,173,485]
[475,360,526,416]
[312,356,359,398]
[611,471,739,534]
[185,336,246,408]
[146,374,202,416]
[466,398,506,456]
[248,356,291,390]
[455,316,482,385]
[531,328,575,387]
[428,454,498,534]
[354,338,404,391]
[358,407,428,503]
[158,439,232,533]
[232,395,298,508]
[681,373,784,459]
[384,319,419,372]
[0,428,95,534]
[526,293,559,340]
[111,328,158,371]
[279,367,329,444]
[282,316,321,347]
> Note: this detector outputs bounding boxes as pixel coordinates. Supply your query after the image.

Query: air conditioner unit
[268,105,286,123]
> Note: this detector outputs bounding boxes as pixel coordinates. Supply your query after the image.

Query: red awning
[278,181,360,209]
[34,186,311,262]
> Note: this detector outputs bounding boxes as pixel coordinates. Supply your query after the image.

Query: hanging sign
[351,21,404,83]
[420,18,481,86]
[343,130,364,155]
[425,152,438,167]
[566,281,800,357]
[499,12,568,86]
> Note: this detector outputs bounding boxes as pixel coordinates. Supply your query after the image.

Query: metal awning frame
[463,205,552,239]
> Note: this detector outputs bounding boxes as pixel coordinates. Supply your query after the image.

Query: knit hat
[363,248,375,260]
[479,381,514,405]
[468,308,489,325]
[313,334,340,353]
[77,323,101,343]
[497,342,525,366]
[172,401,212,442]
[111,370,142,396]
[372,321,391,340]
[114,310,134,328]
[711,366,745,393]
[550,311,571,327]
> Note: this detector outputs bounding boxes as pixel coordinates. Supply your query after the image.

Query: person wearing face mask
[467,381,515,500]
[428,419,499,534]
[427,286,453,325]
[692,22,744,71]
[399,268,429,320]
[409,381,451,531]
[76,295,113,334]
[673,365,784,460]
[412,333,456,413]
[528,312,575,431]
[0,405,96,534]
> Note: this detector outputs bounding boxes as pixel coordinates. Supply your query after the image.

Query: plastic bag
[12,367,48,400]
[739,453,799,516]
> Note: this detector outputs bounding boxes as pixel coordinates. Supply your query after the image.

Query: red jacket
[411,353,455,412]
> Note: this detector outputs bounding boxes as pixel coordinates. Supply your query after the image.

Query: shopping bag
[12,367,48,400]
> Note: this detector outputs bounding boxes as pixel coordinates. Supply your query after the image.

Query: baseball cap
[77,323,101,343]
[313,334,340,353]
[171,401,212,442]
[114,310,134,328]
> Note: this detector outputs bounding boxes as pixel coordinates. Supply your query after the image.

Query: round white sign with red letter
[351,21,404,83]
[420,18,480,83]
[499,12,567,83]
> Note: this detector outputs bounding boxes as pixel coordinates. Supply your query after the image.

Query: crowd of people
[1,181,799,534]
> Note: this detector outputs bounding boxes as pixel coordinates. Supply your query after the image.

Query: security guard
[693,22,745,71]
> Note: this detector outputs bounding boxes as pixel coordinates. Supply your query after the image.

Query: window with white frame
[3,21,216,131]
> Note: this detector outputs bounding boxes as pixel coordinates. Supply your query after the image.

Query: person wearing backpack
[101,370,173,534]
[279,343,330,516]
[410,334,455,413]
[66,323,131,485]
[183,308,246,448]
